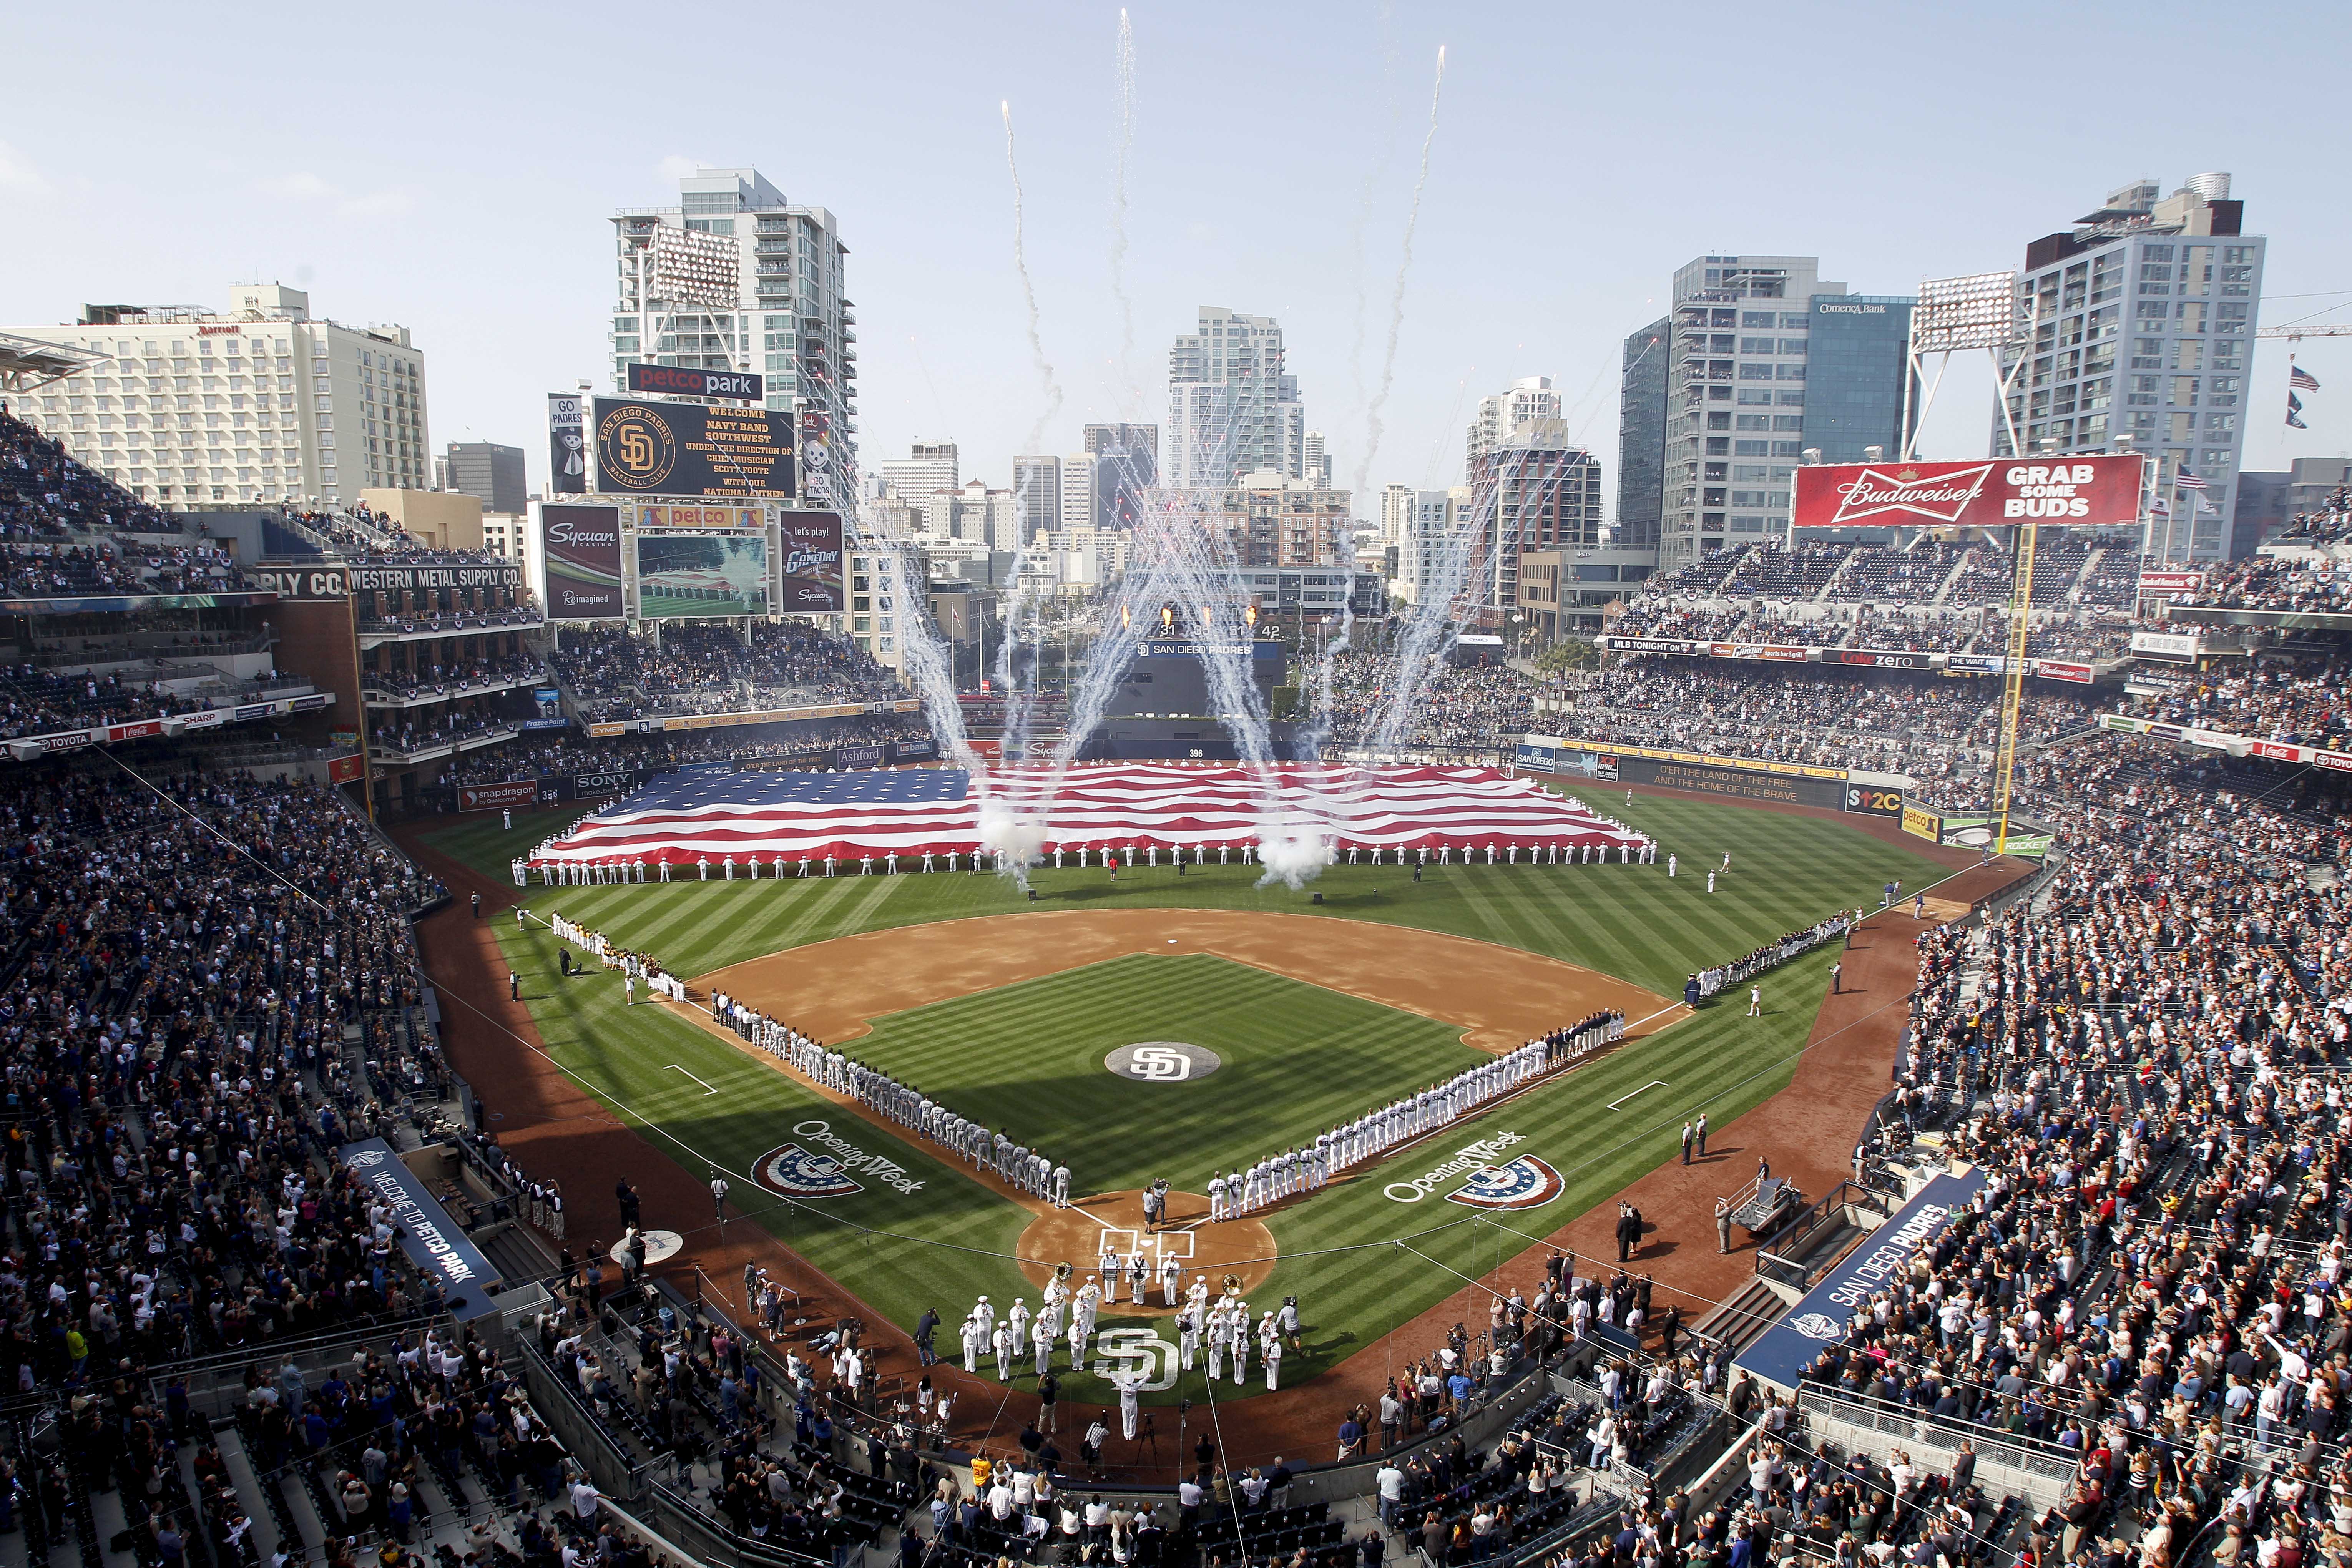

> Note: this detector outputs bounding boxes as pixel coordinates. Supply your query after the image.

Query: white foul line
[664,1063,719,1096]
[1606,1080,1669,1111]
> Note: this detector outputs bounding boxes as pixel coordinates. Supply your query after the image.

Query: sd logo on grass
[1444,1155,1564,1210]
[1103,1042,1222,1082]
[755,1143,864,1198]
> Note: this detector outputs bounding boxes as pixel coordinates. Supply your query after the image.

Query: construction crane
[2257,325,2352,339]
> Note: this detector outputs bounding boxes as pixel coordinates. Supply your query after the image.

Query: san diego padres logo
[1103,1042,1222,1082]
[595,404,678,491]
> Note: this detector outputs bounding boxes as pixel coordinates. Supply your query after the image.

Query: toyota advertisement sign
[538,504,626,620]
[1792,456,2144,531]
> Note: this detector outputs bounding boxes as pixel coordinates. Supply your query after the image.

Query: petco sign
[1792,455,2142,531]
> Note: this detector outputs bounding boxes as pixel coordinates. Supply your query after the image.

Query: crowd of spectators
[0,764,449,1384]
[441,715,934,788]
[549,624,901,722]
[372,709,520,757]
[2186,551,2352,616]
[363,654,549,704]
[2119,654,2352,753]
[1324,650,1543,751]
[0,537,244,598]
[0,407,184,539]
[1540,661,2020,781]
[2276,488,2352,547]
[1797,732,2352,1568]
[0,665,224,740]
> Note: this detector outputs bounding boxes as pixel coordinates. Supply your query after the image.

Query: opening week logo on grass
[1382,1131,1564,1208]
[1445,1155,1565,1210]
[755,1120,927,1199]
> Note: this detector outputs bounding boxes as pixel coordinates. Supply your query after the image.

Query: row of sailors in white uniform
[518,835,1660,885]
[1208,1036,1555,1220]
[963,1280,1295,1388]
[732,1007,1077,1204]
[543,913,693,1001]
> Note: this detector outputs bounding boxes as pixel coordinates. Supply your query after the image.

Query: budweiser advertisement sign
[1792,456,2143,530]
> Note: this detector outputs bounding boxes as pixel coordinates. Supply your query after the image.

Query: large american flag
[530,763,1643,869]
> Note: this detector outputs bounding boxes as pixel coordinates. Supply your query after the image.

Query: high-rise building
[608,165,857,502]
[1166,307,1306,488]
[2000,173,2263,561]
[880,441,958,507]
[1011,455,1062,542]
[3,282,425,507]
[1059,452,1098,533]
[1301,429,1331,489]
[1616,321,1670,555]
[1395,487,1470,604]
[1465,418,1603,616]
[1149,474,1351,567]
[1083,422,1159,527]
[1378,483,1417,548]
[1629,254,1918,569]
[1803,298,1916,463]
[1466,377,1561,475]
[436,440,526,514]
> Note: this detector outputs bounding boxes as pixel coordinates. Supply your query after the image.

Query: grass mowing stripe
[443,799,1926,1409]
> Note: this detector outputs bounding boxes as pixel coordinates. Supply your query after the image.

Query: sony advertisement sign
[1792,455,2143,530]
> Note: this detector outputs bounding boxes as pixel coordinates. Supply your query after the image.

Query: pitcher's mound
[1017,1188,1277,1314]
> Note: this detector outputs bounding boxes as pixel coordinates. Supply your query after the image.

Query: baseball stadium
[0,101,2342,1568]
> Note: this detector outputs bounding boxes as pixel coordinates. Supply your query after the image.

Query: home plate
[1606,1080,1668,1111]
[611,1229,683,1267]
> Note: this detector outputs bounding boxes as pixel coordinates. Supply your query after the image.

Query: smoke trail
[1109,11,1138,399]
[1002,100,1064,453]
[1344,2,1405,432]
[1353,44,1445,496]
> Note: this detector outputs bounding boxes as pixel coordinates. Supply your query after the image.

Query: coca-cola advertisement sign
[1792,456,2143,531]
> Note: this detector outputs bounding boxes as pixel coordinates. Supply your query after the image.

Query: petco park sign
[1792,455,2143,530]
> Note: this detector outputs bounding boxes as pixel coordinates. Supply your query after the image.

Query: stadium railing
[1749,1178,1896,1291]
[151,1309,457,1421]
[1791,1386,2079,1510]
[642,1482,832,1568]
[514,1333,653,1505]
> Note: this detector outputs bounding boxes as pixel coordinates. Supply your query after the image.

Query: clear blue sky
[6,0,2347,513]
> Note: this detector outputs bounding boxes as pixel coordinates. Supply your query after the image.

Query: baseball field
[422,789,1946,1407]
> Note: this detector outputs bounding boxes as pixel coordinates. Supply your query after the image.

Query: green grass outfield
[421,791,1944,1404]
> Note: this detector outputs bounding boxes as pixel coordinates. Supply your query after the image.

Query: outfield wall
[1515,735,1906,817]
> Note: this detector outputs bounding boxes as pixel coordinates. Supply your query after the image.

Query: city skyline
[4,0,2347,522]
